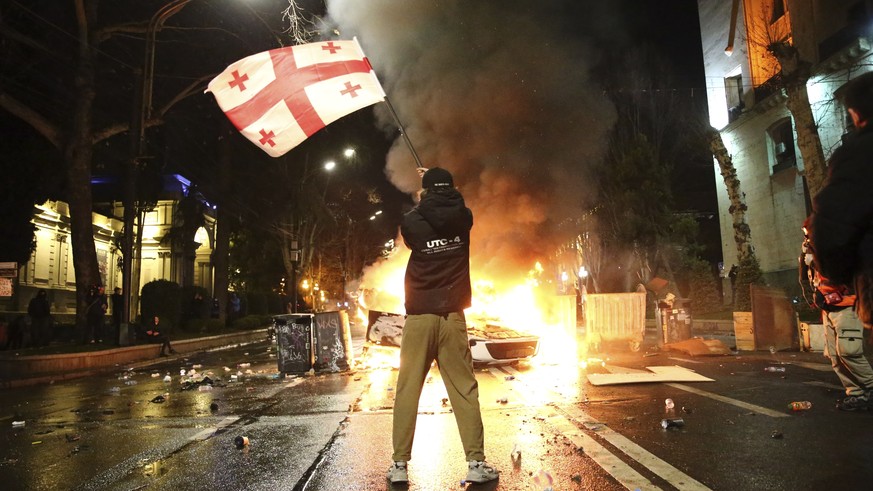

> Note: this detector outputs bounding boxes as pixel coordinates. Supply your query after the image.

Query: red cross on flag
[206,38,386,157]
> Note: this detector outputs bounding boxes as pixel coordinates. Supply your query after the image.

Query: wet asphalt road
[1,327,873,491]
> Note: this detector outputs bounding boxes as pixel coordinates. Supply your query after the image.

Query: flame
[357,244,587,369]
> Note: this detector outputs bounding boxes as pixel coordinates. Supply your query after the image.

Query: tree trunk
[784,82,827,198]
[68,0,101,330]
[708,127,754,263]
[708,127,763,309]
[211,132,232,323]
[768,42,828,198]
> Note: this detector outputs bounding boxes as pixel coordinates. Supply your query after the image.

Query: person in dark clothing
[83,285,108,344]
[387,167,498,485]
[143,316,175,357]
[27,289,52,347]
[807,72,873,410]
[4,315,26,350]
[111,287,123,345]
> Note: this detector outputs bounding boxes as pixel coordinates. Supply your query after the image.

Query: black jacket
[401,188,473,315]
[808,125,873,285]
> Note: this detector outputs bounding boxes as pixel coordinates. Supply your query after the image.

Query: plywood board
[587,365,715,386]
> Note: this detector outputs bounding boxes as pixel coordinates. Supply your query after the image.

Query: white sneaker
[387,461,408,483]
[466,460,499,483]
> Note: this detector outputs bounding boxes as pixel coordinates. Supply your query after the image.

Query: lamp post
[122,0,193,345]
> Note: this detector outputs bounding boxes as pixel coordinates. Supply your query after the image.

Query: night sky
[0,0,719,268]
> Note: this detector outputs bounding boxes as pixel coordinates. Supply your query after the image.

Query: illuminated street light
[578,266,589,279]
[324,160,336,171]
[343,147,355,158]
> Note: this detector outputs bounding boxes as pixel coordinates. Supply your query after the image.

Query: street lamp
[343,147,355,158]
[323,160,336,171]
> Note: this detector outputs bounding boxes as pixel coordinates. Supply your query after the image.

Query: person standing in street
[27,289,52,347]
[111,287,123,345]
[807,71,873,410]
[387,167,499,485]
[83,285,107,344]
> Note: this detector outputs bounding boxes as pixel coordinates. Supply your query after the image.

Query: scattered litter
[664,398,674,410]
[163,375,172,383]
[441,398,449,407]
[234,436,250,448]
[198,385,213,392]
[764,366,786,372]
[31,441,42,445]
[788,401,812,411]
[771,430,784,439]
[125,380,138,386]
[681,406,693,414]
[150,395,167,404]
[511,444,522,467]
[151,373,160,378]
[180,369,187,376]
[11,421,25,428]
[533,469,554,490]
[661,418,685,430]
[497,397,509,404]
[210,402,219,412]
[192,364,202,369]
[505,375,515,381]
[662,338,731,356]
[238,363,251,368]
[66,434,80,442]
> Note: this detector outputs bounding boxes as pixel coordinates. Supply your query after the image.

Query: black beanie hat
[422,167,454,190]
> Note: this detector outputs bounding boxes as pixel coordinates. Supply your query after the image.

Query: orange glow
[357,243,585,369]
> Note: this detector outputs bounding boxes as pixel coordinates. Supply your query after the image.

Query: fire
[357,244,586,368]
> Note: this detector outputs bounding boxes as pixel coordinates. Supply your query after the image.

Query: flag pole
[383,97,424,169]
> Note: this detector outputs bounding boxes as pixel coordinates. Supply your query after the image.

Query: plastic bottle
[125,380,138,386]
[788,401,812,411]
[664,398,674,410]
[198,385,213,392]
[764,366,786,372]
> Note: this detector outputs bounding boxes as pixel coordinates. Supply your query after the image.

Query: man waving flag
[206,38,386,157]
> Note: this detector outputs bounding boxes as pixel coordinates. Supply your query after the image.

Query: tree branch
[0,91,63,149]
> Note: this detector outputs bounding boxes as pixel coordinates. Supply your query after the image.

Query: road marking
[496,365,710,490]
[545,408,656,490]
[189,416,240,441]
[668,357,703,364]
[665,383,789,418]
[260,377,305,399]
[561,406,712,491]
[803,380,843,391]
[789,361,832,372]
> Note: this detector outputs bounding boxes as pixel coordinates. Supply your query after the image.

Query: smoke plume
[326,0,617,283]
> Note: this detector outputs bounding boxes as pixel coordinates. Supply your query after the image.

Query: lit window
[725,74,744,122]
[770,0,786,24]
[768,118,796,173]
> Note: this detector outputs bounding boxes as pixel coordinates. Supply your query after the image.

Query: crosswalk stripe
[664,383,789,418]
[562,406,712,491]
[545,408,656,490]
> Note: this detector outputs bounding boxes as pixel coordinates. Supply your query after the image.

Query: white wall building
[698,0,872,293]
[13,175,216,317]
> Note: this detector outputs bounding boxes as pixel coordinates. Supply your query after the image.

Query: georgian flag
[206,39,386,157]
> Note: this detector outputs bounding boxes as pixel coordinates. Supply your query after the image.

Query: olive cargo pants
[823,308,873,396]
[392,312,486,462]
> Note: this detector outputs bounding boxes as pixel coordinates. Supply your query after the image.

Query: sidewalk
[0,328,268,389]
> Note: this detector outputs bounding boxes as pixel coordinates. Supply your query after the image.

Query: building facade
[12,175,216,317]
[698,0,872,293]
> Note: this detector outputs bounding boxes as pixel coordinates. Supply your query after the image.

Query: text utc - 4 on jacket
[401,189,473,315]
